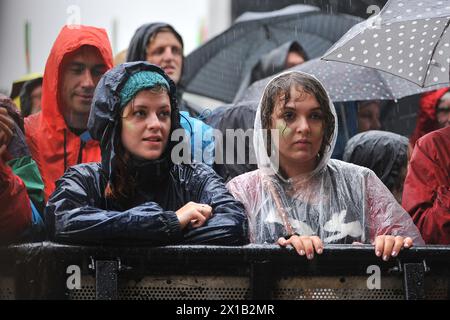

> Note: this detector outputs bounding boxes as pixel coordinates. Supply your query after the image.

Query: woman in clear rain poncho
[45,62,248,245]
[227,71,424,261]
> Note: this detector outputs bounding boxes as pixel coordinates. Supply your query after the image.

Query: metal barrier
[0,242,449,300]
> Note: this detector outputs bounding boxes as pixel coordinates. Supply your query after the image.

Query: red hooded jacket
[410,88,449,146]
[24,26,113,201]
[402,126,450,244]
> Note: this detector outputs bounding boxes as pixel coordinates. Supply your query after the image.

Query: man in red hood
[410,88,450,146]
[25,25,113,201]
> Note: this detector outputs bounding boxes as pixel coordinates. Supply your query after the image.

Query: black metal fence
[0,242,449,300]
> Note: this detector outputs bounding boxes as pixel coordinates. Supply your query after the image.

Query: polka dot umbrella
[322,0,450,88]
[236,58,447,103]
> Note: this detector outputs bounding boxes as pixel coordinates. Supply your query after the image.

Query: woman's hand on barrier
[374,235,413,261]
[176,202,213,230]
[277,235,323,260]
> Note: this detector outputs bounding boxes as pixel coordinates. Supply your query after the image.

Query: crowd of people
[0,18,449,262]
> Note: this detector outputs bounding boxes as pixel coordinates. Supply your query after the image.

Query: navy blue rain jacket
[45,62,248,245]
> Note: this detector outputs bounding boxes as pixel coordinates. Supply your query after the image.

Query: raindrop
[360,39,366,44]
[373,34,379,38]
[376,61,381,66]
[412,29,417,33]
[363,59,369,64]
[388,65,393,69]
[410,44,415,49]
[445,43,450,47]
[412,21,418,25]
[409,53,414,58]
[441,67,447,72]
[337,54,343,58]
[433,77,439,82]
[351,56,356,61]
[399,59,404,64]
[439,50,444,55]
[424,24,429,28]
[400,25,405,29]
[409,72,414,77]
[363,50,368,55]
[387,46,392,51]
[398,69,403,73]
[388,56,393,60]
[374,43,379,48]
[409,62,414,67]
[376,53,381,57]
[422,32,428,36]
[399,41,404,45]
[399,33,405,37]
[387,37,392,42]
[418,76,423,81]
[350,46,355,51]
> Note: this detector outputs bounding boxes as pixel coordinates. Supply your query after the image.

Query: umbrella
[236,58,448,103]
[181,4,362,103]
[322,0,450,88]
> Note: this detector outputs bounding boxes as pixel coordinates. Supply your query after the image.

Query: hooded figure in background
[234,41,308,103]
[227,71,423,261]
[24,25,114,201]
[127,22,215,166]
[45,62,248,245]
[19,76,43,117]
[410,88,450,146]
[343,130,409,204]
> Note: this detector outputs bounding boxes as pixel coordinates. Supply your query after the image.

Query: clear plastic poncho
[227,71,424,245]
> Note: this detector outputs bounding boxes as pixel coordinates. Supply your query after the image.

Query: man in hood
[410,88,450,146]
[24,25,113,201]
[127,23,201,116]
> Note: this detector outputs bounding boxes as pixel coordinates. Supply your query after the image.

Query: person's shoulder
[24,112,41,134]
[418,126,450,145]
[228,169,261,188]
[328,159,373,177]
[63,162,103,179]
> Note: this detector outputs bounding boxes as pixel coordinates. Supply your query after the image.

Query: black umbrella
[236,58,447,103]
[181,4,362,103]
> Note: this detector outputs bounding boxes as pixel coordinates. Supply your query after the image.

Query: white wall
[0,0,210,93]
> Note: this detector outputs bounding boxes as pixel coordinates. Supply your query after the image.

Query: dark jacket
[45,62,248,245]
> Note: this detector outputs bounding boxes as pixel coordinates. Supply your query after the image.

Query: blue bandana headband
[119,71,170,107]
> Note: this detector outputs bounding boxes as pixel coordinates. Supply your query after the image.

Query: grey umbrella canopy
[236,58,447,103]
[181,4,362,103]
[322,0,450,88]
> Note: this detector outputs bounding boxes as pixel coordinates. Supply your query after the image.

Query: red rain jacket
[402,126,450,244]
[24,26,113,201]
[410,88,449,146]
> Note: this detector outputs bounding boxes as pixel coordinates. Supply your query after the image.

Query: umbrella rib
[424,18,450,87]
